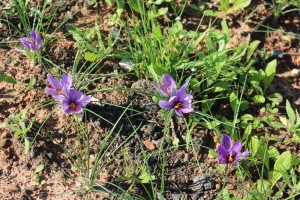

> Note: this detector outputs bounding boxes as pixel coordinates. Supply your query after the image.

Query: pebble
[183,153,189,162]
[13,161,19,166]
[20,195,30,200]
[0,170,7,177]
[47,152,53,159]
[7,183,20,192]
[204,182,213,190]
[226,183,235,190]
[215,183,221,190]
[291,69,300,77]
[119,59,133,71]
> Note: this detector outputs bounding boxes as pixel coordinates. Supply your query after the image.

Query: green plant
[270,0,300,22]
[264,99,300,142]
[0,109,32,154]
[248,137,300,199]
[31,164,46,188]
[219,0,252,13]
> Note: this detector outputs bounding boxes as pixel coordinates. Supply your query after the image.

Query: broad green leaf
[286,100,296,125]
[241,114,254,121]
[279,116,288,126]
[247,40,260,61]
[0,74,19,84]
[206,37,217,53]
[147,63,159,83]
[267,93,283,103]
[230,0,251,12]
[270,170,282,188]
[222,188,230,200]
[240,100,249,111]
[128,0,141,13]
[257,179,270,194]
[243,124,252,140]
[157,7,168,16]
[105,0,115,7]
[229,92,238,113]
[138,166,155,183]
[252,95,265,103]
[25,137,30,154]
[0,123,21,132]
[268,146,279,160]
[116,0,125,17]
[219,0,229,11]
[66,25,84,42]
[14,130,24,137]
[274,151,291,173]
[203,10,220,17]
[264,59,277,92]
[172,137,179,147]
[212,82,230,92]
[34,164,45,173]
[209,149,218,158]
[40,180,46,185]
[250,136,259,156]
[257,139,269,170]
[168,21,183,34]
[221,18,229,38]
[84,52,100,62]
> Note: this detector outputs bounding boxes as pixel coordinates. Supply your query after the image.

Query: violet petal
[221,134,232,152]
[232,141,242,158]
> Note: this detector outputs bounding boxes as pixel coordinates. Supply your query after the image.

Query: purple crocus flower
[20,30,42,51]
[45,74,72,100]
[217,134,249,165]
[61,88,91,114]
[153,74,189,98]
[158,88,193,117]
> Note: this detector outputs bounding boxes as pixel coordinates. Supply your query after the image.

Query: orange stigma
[70,102,76,109]
[174,103,182,109]
[57,90,63,95]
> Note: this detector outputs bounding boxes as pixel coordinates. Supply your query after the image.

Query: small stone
[119,59,133,71]
[226,183,235,190]
[203,182,213,190]
[47,152,53,159]
[20,195,30,200]
[7,183,20,192]
[0,170,7,177]
[291,69,300,77]
[183,153,189,162]
[215,183,221,190]
[13,161,19,166]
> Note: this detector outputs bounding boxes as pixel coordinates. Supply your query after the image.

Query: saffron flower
[217,134,249,165]
[20,30,42,51]
[158,87,193,117]
[153,74,189,98]
[45,74,72,100]
[61,88,91,114]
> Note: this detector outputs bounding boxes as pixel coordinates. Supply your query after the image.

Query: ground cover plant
[0,0,300,199]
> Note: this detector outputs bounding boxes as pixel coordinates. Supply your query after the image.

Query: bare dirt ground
[0,0,299,199]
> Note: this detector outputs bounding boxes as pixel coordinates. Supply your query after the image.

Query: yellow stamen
[174,103,182,109]
[70,102,76,109]
[228,155,233,163]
